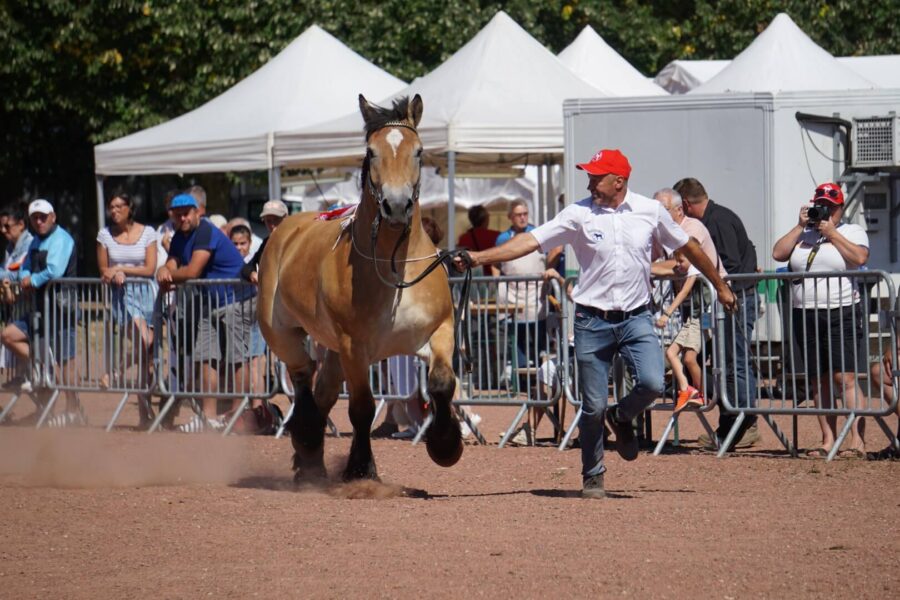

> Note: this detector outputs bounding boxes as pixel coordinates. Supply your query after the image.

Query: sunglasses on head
[814,187,840,200]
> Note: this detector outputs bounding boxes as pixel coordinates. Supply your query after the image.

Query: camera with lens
[807,204,831,223]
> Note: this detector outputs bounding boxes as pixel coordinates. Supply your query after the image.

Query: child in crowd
[230,224,267,418]
[229,225,253,260]
[656,245,706,414]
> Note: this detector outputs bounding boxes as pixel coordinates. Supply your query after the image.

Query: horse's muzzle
[379,197,414,227]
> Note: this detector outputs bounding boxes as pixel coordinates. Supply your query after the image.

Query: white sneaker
[177,415,224,433]
[45,410,87,428]
[459,413,482,440]
[500,423,531,446]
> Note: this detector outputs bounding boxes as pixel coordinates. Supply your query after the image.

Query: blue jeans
[717,290,758,438]
[507,319,548,369]
[574,310,665,477]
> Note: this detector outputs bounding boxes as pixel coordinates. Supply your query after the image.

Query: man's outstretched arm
[453,233,540,270]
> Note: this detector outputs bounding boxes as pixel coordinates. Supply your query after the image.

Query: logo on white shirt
[592,230,605,241]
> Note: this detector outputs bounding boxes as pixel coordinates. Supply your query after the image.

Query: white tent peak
[408,10,608,129]
[275,10,608,166]
[691,12,876,94]
[94,24,406,174]
[558,25,667,96]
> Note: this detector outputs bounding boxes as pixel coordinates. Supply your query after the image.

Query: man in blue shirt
[157,193,256,432]
[0,199,81,426]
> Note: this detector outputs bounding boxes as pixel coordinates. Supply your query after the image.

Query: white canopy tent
[289,168,536,211]
[275,11,607,243]
[92,25,406,225]
[838,55,900,88]
[558,26,668,96]
[653,59,729,94]
[656,58,899,95]
[690,14,875,94]
[565,13,896,277]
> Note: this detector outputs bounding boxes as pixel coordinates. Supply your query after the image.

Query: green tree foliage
[1,0,898,210]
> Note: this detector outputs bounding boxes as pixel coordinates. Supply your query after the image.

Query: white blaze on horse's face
[369,126,423,228]
[385,128,403,158]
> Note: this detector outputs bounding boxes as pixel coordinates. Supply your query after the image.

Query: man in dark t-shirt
[677,177,760,451]
[157,193,256,432]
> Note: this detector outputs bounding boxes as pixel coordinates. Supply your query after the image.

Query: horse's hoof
[293,466,327,482]
[292,453,327,482]
[426,426,464,467]
[342,464,380,482]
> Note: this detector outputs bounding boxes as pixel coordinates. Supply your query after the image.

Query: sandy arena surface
[1,393,898,599]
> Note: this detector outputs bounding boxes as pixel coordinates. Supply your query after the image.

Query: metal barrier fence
[152,278,278,434]
[0,282,40,425]
[723,270,899,460]
[450,275,565,447]
[557,274,725,455]
[2,271,896,461]
[0,278,280,435]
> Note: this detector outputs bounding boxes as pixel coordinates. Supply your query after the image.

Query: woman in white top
[96,193,159,426]
[772,183,869,458]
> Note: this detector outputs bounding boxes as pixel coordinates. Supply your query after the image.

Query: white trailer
[563,90,900,275]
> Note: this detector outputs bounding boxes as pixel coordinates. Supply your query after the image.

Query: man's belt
[575,303,649,322]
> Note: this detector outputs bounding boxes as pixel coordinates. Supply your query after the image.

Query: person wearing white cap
[240,199,288,284]
[0,198,83,426]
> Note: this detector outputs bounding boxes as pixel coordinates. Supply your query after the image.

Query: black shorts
[792,305,868,378]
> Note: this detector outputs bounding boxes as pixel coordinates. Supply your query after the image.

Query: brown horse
[258,94,462,481]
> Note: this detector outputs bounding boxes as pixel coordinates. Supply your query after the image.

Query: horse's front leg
[424,321,463,467]
[341,357,379,481]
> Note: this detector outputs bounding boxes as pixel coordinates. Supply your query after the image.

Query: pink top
[679,216,727,277]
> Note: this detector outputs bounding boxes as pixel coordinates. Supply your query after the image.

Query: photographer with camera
[772,182,870,458]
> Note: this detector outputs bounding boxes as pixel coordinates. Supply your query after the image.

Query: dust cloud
[0,429,249,488]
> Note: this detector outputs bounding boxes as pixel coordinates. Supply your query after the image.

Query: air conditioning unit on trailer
[851,113,900,168]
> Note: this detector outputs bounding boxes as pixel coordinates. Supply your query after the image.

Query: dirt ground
[1,393,898,599]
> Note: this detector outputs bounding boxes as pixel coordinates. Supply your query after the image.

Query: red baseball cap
[812,182,844,205]
[576,149,632,179]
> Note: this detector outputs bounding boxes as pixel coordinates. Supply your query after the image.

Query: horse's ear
[408,94,423,128]
[359,94,376,125]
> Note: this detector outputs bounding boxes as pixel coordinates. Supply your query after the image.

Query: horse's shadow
[230,477,692,500]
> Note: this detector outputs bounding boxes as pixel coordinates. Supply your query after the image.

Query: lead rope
[364,212,473,373]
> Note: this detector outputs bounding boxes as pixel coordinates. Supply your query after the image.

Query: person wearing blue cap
[157,192,256,433]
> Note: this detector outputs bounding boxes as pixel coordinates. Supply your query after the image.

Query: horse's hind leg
[340,357,379,481]
[424,322,463,467]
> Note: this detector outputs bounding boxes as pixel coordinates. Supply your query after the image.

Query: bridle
[356,119,474,372]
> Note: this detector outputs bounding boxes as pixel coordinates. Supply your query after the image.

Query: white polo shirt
[532,190,689,312]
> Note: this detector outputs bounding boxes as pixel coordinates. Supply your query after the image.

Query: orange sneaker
[674,386,703,413]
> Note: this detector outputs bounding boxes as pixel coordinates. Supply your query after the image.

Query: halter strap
[365,120,418,141]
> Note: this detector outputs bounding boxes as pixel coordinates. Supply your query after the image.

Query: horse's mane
[362,96,413,140]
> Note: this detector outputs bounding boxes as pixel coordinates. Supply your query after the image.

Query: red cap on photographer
[576,149,632,179]
[813,182,844,205]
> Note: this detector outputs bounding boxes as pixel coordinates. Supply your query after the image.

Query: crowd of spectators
[0,177,896,461]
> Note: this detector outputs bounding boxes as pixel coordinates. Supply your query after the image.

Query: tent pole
[95,175,106,230]
[447,151,456,250]
[268,166,282,200]
[537,164,545,225]
[546,158,555,220]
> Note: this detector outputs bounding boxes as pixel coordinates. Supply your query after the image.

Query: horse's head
[359,94,424,229]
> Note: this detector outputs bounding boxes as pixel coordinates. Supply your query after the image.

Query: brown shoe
[582,474,606,499]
